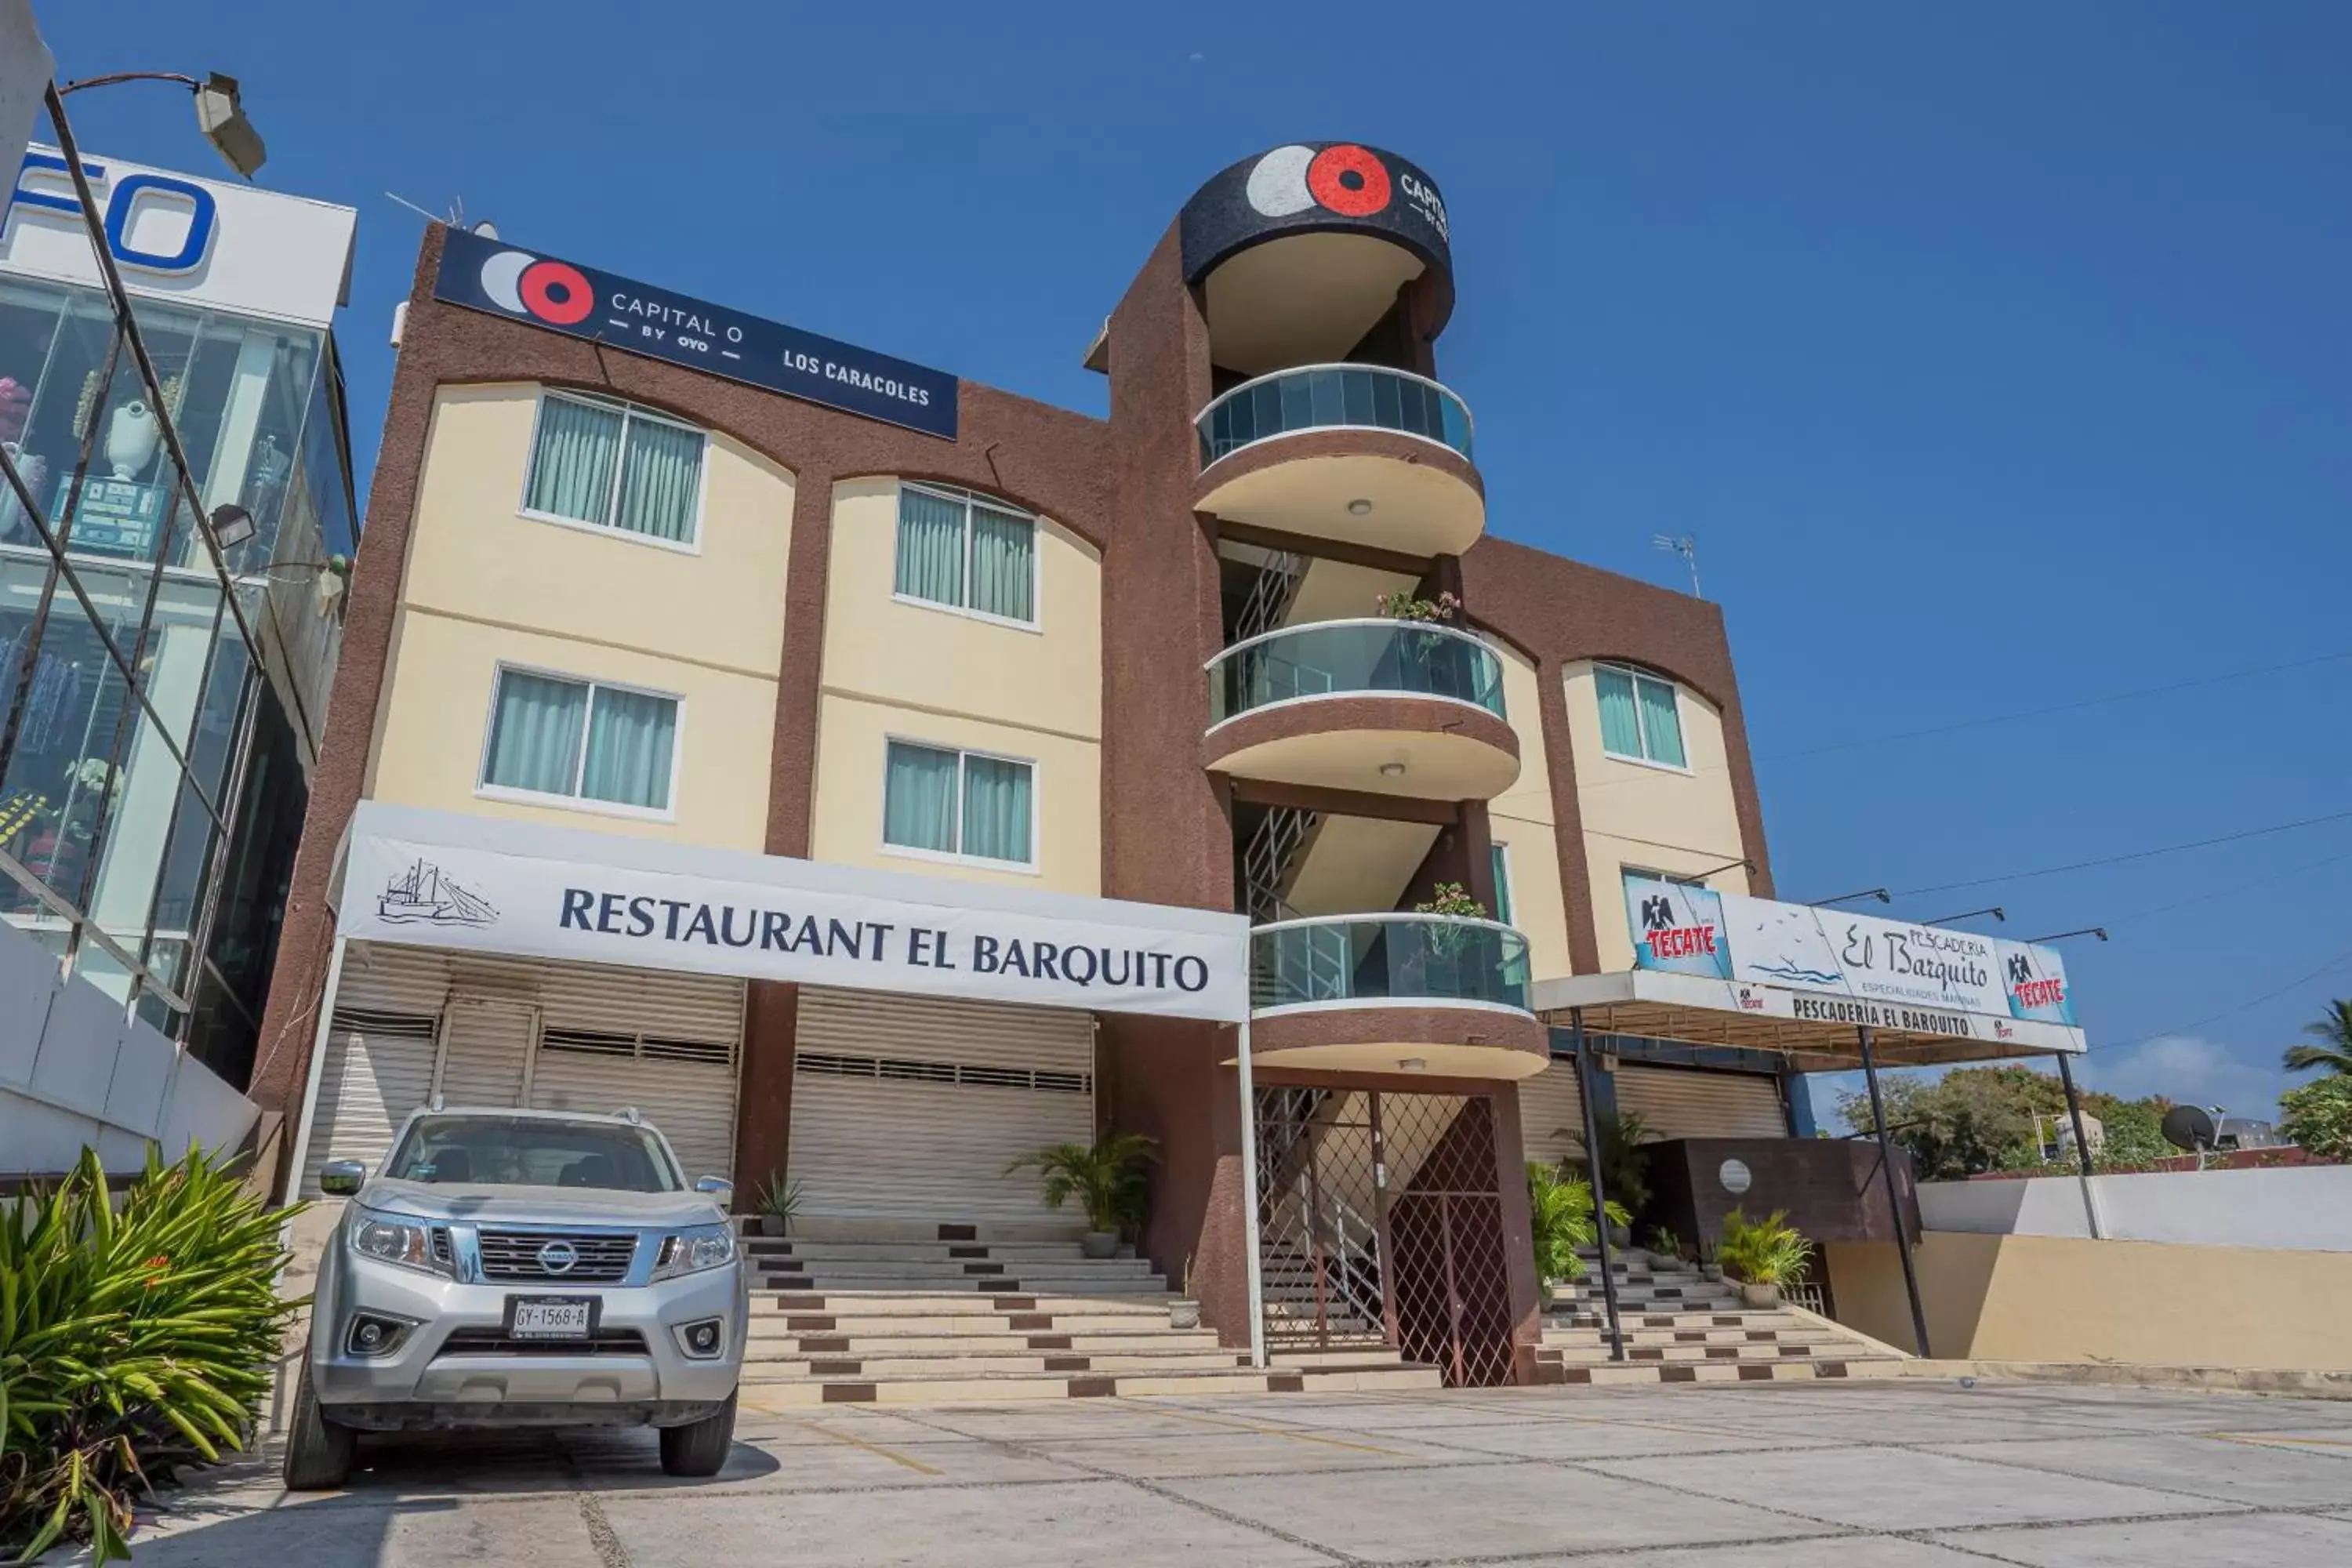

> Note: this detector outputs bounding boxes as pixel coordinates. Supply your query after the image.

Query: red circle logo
[1306,145,1391,217]
[517,259,594,325]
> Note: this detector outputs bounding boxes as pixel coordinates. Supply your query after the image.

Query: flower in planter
[1374,590,1461,623]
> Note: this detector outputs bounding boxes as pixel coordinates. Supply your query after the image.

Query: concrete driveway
[122,1381,2352,1566]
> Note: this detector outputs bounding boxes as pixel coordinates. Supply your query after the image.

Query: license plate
[506,1296,597,1340]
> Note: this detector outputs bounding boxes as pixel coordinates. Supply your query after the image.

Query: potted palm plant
[1715,1207,1814,1308]
[753,1174,803,1238]
[1526,1162,1629,1306]
[1007,1131,1156,1258]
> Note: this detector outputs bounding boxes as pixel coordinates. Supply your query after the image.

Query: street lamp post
[56,70,264,178]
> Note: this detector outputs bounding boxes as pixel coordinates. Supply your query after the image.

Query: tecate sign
[1624,872,2078,1029]
[2,147,357,328]
[433,226,960,441]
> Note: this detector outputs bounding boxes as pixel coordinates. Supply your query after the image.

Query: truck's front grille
[438,1327,649,1357]
[475,1229,637,1282]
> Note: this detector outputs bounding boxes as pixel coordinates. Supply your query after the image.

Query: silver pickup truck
[286,1106,747,1488]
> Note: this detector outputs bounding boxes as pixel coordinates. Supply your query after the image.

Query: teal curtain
[525,397,623,524]
[1636,673,1688,767]
[1595,666,1643,758]
[582,686,677,808]
[1490,844,1514,925]
[969,503,1035,622]
[884,741,959,852]
[895,488,966,607]
[961,753,1033,863]
[485,672,588,795]
[612,416,703,543]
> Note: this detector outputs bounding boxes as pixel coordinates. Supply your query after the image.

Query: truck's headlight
[350,1207,448,1276]
[651,1223,737,1280]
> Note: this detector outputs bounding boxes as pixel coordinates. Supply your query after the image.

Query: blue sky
[34,2,2352,1123]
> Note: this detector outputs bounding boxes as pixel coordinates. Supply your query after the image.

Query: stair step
[741,1218,1089,1244]
[1543,1341,1886,1366]
[1537,1358,1903,1388]
[756,1290,1172,1314]
[747,1349,1249,1377]
[739,1363,1443,1405]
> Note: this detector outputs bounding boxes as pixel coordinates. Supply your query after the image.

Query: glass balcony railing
[1197,364,1475,467]
[1251,915,1533,1014]
[1207,619,1506,727]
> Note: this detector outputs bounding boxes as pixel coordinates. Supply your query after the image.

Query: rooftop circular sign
[1179,141,1454,300]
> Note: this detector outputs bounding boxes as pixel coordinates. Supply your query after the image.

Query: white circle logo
[538,1240,579,1275]
[1719,1159,1752,1196]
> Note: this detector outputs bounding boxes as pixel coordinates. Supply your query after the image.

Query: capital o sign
[1178,140,1454,298]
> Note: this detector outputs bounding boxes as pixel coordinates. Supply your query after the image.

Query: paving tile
[597,1480,1336,1567]
[1160,1458,1818,1561]
[1023,1428,1472,1480]
[1922,1431,2352,1509]
[905,1403,1248,1442]
[1404,1417,1848,1461]
[1582,1445,2238,1530]
[129,1494,604,1567]
[1511,1536,1989,1567]
[1930,1509,2352,1566]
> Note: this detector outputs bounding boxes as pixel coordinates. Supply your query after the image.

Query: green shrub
[2280,1075,2352,1161]
[1715,1207,1814,1287]
[1,1148,303,1565]
[1526,1163,1628,1283]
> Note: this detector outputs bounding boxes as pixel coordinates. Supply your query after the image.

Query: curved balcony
[1247,914,1548,1078]
[1194,365,1484,556]
[1203,619,1519,799]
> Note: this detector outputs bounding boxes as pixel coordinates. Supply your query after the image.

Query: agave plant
[1526,1163,1630,1284]
[1005,1133,1156,1235]
[1,1148,303,1564]
[1715,1207,1815,1287]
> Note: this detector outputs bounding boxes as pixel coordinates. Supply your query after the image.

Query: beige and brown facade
[253,144,1794,1385]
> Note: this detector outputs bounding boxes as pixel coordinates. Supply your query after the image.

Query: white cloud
[2085,1034,2290,1120]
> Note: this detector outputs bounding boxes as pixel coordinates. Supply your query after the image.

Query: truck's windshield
[386,1116,682,1192]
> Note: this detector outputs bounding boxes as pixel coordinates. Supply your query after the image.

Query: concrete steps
[1534,1252,1905,1388]
[730,1218,1442,1404]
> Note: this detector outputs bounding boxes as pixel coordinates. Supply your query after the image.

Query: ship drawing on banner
[379,858,499,927]
[1738,902,1843,988]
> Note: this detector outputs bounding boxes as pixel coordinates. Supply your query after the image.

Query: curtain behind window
[582,686,677,808]
[1635,675,1687,767]
[969,504,1034,622]
[895,488,967,606]
[526,398,623,524]
[961,754,1032,863]
[1490,844,1513,925]
[1595,667,1642,757]
[613,417,703,543]
[485,672,588,794]
[884,741,960,852]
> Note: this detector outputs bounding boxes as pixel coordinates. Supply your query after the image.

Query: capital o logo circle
[1306,145,1391,217]
[1245,143,1395,220]
[518,259,594,325]
[538,1239,579,1275]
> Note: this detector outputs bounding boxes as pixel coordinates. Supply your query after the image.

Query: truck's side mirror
[319,1160,367,1196]
[695,1176,733,1201]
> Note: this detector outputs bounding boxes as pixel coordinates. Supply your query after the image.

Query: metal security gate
[1253,1088,1515,1387]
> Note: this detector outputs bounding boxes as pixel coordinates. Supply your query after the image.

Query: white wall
[1919,1165,2352,1253]
[0,920,260,1175]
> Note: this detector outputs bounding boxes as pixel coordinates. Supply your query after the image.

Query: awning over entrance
[331,802,1251,1023]
[1532,968,2088,1072]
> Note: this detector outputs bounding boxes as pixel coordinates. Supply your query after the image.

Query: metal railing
[1251,913,1534,1014]
[1196,363,1474,467]
[1207,618,1505,726]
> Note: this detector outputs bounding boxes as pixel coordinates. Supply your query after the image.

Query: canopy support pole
[2055,1051,2106,1240]
[1570,1007,1626,1362]
[1858,1024,1932,1358]
[1237,1014,1266,1370]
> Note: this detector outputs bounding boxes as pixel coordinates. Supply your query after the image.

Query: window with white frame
[893,482,1037,625]
[523,392,706,546]
[481,667,680,812]
[882,739,1034,866]
[1594,662,1688,768]
[1490,843,1515,926]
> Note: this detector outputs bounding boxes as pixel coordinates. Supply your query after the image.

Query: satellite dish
[2161,1105,2217,1152]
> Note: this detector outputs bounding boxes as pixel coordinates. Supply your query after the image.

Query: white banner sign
[1624,873,2078,1033]
[340,827,1251,1024]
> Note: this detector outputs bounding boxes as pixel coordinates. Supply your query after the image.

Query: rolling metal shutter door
[436,998,532,1110]
[300,945,450,1196]
[790,988,1094,1223]
[1614,1065,1788,1140]
[1516,1058,1587,1169]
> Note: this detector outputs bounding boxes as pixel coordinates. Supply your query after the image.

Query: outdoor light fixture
[1398,1058,1428,1073]
[1686,855,1755,882]
[1807,887,1891,908]
[209,503,256,552]
[59,71,267,180]
[1346,499,1374,516]
[1378,761,1406,778]
[2027,927,2111,944]
[1921,906,2005,926]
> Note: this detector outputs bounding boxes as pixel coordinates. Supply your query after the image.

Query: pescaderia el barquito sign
[339,808,1247,1024]
[431,225,958,440]
[1623,872,2080,1046]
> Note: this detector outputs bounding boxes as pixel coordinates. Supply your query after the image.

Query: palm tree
[2284,1000,2352,1076]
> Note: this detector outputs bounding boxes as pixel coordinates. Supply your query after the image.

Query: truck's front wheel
[658,1391,737,1477]
[281,1363,357,1490]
